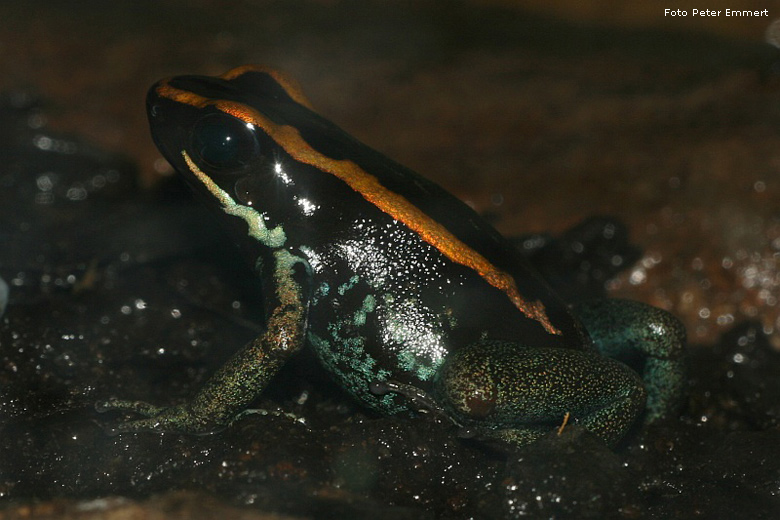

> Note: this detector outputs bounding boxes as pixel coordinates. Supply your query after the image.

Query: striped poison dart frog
[98,66,686,446]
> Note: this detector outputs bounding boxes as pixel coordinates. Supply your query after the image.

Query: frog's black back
[165,69,586,350]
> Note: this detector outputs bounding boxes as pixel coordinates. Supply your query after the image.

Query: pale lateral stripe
[182,151,287,248]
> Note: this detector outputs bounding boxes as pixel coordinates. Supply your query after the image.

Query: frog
[97,65,686,447]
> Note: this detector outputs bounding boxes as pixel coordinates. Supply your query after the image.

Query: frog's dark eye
[190,113,260,171]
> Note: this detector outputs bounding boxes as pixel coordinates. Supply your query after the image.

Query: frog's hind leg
[433,341,647,447]
[574,299,687,422]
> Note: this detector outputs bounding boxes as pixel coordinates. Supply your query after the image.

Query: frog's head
[146,65,347,249]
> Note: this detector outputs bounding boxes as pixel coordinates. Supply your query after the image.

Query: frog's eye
[190,113,260,172]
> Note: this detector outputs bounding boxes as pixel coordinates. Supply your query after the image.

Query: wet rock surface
[1,2,780,519]
[1,91,779,520]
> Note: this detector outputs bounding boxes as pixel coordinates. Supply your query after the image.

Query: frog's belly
[306,282,452,414]
[304,269,526,415]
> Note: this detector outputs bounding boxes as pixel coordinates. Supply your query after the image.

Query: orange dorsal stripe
[156,70,561,335]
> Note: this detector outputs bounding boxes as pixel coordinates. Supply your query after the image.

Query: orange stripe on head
[219,65,315,110]
[156,83,213,108]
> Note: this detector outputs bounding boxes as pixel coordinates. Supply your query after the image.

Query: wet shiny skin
[98,66,686,446]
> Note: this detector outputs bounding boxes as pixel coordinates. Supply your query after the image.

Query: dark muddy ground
[1,2,779,519]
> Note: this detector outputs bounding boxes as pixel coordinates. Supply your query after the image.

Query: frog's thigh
[575,299,686,422]
[433,341,646,446]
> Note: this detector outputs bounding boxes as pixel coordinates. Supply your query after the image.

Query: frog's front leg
[574,299,687,422]
[433,341,647,447]
[98,249,310,434]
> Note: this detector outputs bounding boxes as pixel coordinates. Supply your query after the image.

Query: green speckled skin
[434,340,646,446]
[432,298,686,446]
[574,299,687,422]
[98,67,687,447]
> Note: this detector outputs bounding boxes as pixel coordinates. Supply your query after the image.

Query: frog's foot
[95,399,224,436]
[575,299,687,423]
[370,380,454,423]
[231,407,309,427]
[459,424,557,447]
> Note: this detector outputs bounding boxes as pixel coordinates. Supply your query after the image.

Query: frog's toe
[95,398,165,417]
[370,379,449,419]
[101,417,167,436]
[96,399,207,435]
[96,399,175,435]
